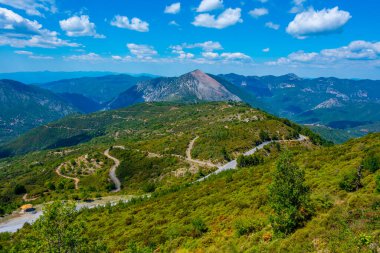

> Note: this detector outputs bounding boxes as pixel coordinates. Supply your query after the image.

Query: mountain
[38,74,152,103]
[108,70,241,109]
[0,79,78,144]
[0,71,116,84]
[219,73,380,142]
[57,93,101,113]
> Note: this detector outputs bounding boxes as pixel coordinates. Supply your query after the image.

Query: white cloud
[221,52,251,61]
[265,22,280,30]
[184,41,223,51]
[168,20,180,26]
[321,40,380,60]
[14,49,52,59]
[14,50,32,55]
[267,40,380,66]
[0,0,56,16]
[111,15,149,32]
[196,0,223,12]
[289,0,306,13]
[192,8,242,29]
[262,48,270,52]
[286,7,351,39]
[257,0,268,3]
[165,2,181,14]
[202,51,219,59]
[249,8,268,18]
[64,53,102,61]
[59,15,104,38]
[127,43,157,59]
[0,7,78,48]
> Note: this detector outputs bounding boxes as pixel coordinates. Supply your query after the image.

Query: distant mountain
[108,70,241,109]
[0,79,78,143]
[37,74,152,103]
[219,73,380,141]
[0,71,116,84]
[57,93,101,113]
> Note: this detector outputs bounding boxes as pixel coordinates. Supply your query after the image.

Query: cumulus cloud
[196,0,223,12]
[192,8,242,29]
[60,15,104,38]
[111,15,149,32]
[249,8,268,18]
[220,52,251,61]
[202,51,219,59]
[262,48,270,52]
[168,20,180,26]
[286,7,351,39]
[184,41,223,51]
[0,7,78,48]
[267,40,380,66]
[165,2,181,14]
[265,22,280,30]
[0,0,56,16]
[127,43,157,59]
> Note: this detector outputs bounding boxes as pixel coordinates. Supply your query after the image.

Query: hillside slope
[0,79,78,144]
[2,131,379,252]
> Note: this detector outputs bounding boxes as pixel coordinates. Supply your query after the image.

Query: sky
[0,0,379,79]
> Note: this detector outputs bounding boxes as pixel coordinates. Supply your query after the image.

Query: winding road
[104,147,123,192]
[55,163,80,190]
[186,136,216,168]
[196,134,307,182]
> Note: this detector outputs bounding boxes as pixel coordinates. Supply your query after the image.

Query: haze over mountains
[0,70,379,145]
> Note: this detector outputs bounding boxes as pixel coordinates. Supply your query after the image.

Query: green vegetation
[2,132,380,252]
[2,102,378,252]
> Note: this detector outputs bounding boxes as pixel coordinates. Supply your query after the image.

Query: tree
[269,152,312,235]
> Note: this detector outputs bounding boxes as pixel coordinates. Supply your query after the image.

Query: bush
[237,154,264,168]
[142,183,156,193]
[339,171,361,192]
[234,218,264,237]
[191,217,208,237]
[14,184,26,195]
[362,154,380,173]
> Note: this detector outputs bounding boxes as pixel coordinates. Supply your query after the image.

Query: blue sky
[0,0,379,78]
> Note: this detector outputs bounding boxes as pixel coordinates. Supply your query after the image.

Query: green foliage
[13,184,26,195]
[269,152,313,235]
[376,175,380,193]
[237,153,264,168]
[234,218,264,237]
[339,170,361,192]
[142,183,156,193]
[14,201,107,252]
[191,217,208,237]
[362,153,380,173]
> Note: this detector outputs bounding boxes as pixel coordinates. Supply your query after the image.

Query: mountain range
[0,70,379,144]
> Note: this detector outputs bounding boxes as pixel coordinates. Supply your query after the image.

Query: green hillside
[0,102,324,215]
[1,131,379,252]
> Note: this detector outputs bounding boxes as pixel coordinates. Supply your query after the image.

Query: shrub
[234,218,264,237]
[363,154,380,173]
[191,217,208,237]
[142,183,156,193]
[14,184,26,195]
[269,152,313,235]
[237,154,264,168]
[339,171,361,192]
